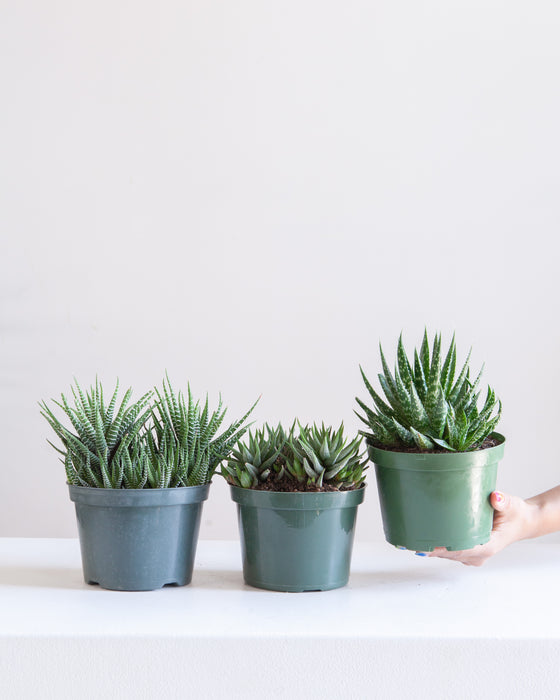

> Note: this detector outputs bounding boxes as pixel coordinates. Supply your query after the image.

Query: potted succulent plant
[356,330,505,553]
[222,422,367,592]
[40,377,255,591]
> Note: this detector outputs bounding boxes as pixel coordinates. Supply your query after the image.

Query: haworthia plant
[41,377,257,488]
[146,375,258,487]
[356,331,502,452]
[40,379,153,488]
[222,422,367,490]
[221,423,289,489]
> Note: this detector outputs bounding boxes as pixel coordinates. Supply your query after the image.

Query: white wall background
[2,0,559,542]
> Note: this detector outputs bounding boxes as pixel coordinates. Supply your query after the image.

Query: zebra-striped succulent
[146,376,258,487]
[356,331,502,452]
[41,377,257,488]
[40,379,153,488]
[223,422,367,490]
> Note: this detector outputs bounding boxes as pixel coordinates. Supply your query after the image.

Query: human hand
[427,491,536,566]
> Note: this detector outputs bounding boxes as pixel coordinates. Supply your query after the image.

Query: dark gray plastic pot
[368,432,505,552]
[230,485,365,592]
[69,484,210,591]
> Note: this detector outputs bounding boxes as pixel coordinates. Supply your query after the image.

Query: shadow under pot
[230,485,365,592]
[69,483,210,591]
[368,432,505,552]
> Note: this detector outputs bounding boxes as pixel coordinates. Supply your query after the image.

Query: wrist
[523,487,560,539]
[521,499,545,540]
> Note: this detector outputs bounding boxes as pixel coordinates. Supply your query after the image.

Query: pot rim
[367,432,505,471]
[229,483,365,510]
[68,482,211,506]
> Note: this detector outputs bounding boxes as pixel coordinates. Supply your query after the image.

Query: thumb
[490,490,510,511]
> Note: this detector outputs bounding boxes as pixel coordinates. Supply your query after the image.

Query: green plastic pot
[230,485,365,592]
[69,484,210,591]
[368,433,505,552]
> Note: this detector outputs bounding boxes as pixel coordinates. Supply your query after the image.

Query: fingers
[427,547,456,559]
[490,490,510,511]
[427,547,468,562]
[427,545,494,567]
[396,546,488,566]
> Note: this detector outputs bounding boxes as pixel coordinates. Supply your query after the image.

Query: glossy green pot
[69,484,210,591]
[368,433,505,552]
[230,485,365,592]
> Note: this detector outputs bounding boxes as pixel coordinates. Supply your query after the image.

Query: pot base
[393,535,491,553]
[244,577,349,593]
[85,576,190,591]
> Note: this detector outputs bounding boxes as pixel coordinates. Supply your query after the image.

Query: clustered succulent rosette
[222,422,367,490]
[40,377,256,488]
[356,331,502,452]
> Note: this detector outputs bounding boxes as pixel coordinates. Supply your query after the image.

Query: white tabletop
[1,538,559,639]
[1,538,560,699]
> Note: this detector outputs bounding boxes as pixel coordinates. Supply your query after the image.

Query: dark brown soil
[252,472,356,493]
[370,436,501,454]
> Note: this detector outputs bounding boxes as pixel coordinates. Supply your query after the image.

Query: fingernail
[493,491,504,503]
[415,552,428,557]
[396,546,407,550]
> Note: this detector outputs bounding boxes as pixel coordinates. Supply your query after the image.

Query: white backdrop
[2,0,559,542]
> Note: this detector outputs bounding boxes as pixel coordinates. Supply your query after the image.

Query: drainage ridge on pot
[222,422,368,592]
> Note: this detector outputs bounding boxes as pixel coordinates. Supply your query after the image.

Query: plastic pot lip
[68,482,211,507]
[367,432,505,471]
[229,483,365,510]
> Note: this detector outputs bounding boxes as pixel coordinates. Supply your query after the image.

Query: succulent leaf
[431,437,456,451]
[413,349,428,401]
[410,427,435,450]
[420,328,431,377]
[394,364,414,425]
[379,345,398,403]
[440,333,456,394]
[391,418,415,446]
[397,333,414,386]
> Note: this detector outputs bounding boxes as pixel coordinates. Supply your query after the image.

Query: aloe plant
[146,376,257,487]
[40,379,153,488]
[223,422,367,490]
[356,331,502,452]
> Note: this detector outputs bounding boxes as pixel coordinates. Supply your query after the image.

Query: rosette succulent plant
[356,331,502,452]
[222,422,367,490]
[288,424,367,489]
[221,423,288,488]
